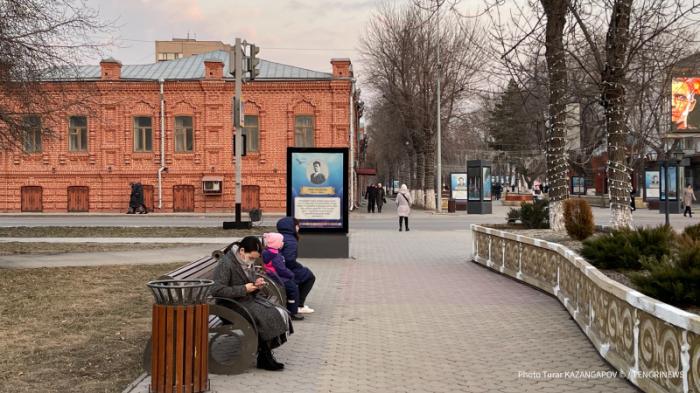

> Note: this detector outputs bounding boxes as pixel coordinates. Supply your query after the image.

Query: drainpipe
[158,79,166,209]
[349,79,356,210]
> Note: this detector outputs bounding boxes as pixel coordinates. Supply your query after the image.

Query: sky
[86,0,380,78]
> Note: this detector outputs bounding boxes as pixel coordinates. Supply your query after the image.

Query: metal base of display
[658,200,681,214]
[467,200,492,214]
[222,221,252,229]
[298,234,349,258]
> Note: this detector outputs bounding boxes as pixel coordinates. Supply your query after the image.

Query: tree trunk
[603,0,634,229]
[414,150,426,207]
[541,0,569,232]
[424,140,437,210]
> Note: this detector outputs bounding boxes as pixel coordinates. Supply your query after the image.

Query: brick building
[0,51,360,213]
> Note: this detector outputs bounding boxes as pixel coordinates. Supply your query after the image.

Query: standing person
[494,183,502,201]
[276,217,316,314]
[365,184,376,213]
[376,183,386,213]
[684,184,696,217]
[262,232,304,321]
[630,188,637,212]
[396,184,413,231]
[210,236,292,371]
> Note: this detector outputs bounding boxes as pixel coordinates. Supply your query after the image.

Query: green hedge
[581,226,675,270]
[631,236,700,307]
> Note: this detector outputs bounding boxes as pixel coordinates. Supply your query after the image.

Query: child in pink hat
[262,232,303,320]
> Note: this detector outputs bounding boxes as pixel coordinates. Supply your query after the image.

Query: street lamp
[663,141,685,226]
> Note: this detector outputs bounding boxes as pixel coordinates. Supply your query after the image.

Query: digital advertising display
[660,166,678,201]
[482,167,492,201]
[672,77,700,132]
[645,170,660,199]
[450,173,468,200]
[287,148,348,233]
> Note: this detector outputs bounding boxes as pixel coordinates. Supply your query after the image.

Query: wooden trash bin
[147,279,214,393]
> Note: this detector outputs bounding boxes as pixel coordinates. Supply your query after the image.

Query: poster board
[645,170,660,199]
[450,172,468,200]
[286,147,348,233]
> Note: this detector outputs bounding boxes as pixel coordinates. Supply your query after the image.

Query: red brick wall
[0,76,352,212]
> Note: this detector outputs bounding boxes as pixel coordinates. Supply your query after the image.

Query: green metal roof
[47,50,333,81]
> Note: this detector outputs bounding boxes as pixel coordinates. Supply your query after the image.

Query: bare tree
[360,1,484,209]
[564,0,700,228]
[541,0,570,231]
[0,0,111,151]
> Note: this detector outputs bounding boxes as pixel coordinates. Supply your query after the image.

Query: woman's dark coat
[210,247,288,341]
[276,217,313,284]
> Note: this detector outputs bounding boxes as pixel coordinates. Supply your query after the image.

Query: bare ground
[0,263,182,393]
[0,226,272,238]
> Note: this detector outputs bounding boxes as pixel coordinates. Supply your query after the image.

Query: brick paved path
[129,222,638,392]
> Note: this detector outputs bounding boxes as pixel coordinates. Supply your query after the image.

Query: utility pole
[436,0,443,212]
[224,37,251,229]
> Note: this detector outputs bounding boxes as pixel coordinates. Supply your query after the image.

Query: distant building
[155,38,231,62]
[1,51,361,213]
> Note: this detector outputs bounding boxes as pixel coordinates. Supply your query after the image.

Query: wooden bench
[144,244,288,376]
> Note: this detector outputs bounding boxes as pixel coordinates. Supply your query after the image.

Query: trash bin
[147,279,214,393]
[448,199,456,213]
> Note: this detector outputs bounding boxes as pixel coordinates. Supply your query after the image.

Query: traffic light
[248,44,260,80]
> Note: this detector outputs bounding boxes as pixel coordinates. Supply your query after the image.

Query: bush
[581,225,675,270]
[563,199,595,240]
[631,236,700,307]
[506,207,521,223]
[683,223,700,241]
[520,200,549,229]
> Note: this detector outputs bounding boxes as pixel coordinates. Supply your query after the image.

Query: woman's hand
[245,283,258,293]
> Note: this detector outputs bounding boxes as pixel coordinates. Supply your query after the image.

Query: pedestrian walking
[396,184,413,231]
[366,184,378,213]
[376,183,386,213]
[127,182,148,214]
[494,183,502,201]
[683,184,696,217]
[630,188,636,212]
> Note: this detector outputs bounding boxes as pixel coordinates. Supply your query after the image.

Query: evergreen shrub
[631,236,700,307]
[520,200,549,229]
[581,225,675,270]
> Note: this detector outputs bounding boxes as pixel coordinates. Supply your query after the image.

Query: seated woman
[210,236,292,371]
[262,232,304,321]
[276,217,316,314]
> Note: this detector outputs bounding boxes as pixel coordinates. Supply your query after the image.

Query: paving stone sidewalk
[127,227,638,393]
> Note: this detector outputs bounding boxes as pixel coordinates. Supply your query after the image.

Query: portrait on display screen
[672,77,700,131]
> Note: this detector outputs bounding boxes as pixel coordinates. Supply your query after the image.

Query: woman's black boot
[257,343,284,371]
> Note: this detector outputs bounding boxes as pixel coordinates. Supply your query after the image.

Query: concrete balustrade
[471,224,700,393]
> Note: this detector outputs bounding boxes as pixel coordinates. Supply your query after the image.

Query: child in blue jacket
[262,232,303,320]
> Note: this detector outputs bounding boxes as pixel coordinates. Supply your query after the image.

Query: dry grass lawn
[0,242,185,255]
[0,263,182,393]
[0,226,272,238]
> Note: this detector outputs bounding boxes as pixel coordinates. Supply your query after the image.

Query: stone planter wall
[471,224,700,393]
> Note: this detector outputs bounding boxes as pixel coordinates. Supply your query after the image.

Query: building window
[157,52,182,61]
[22,116,42,153]
[68,116,88,151]
[243,115,259,152]
[295,115,314,147]
[133,117,153,152]
[175,116,194,152]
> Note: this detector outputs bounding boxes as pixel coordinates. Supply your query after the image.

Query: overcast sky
[87,0,380,77]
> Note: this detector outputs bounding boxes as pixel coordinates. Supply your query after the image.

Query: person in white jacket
[396,184,413,231]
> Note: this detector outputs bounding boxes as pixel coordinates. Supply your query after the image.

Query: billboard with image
[672,77,700,132]
[286,147,348,233]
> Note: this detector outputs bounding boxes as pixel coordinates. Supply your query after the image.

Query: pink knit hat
[263,232,284,250]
